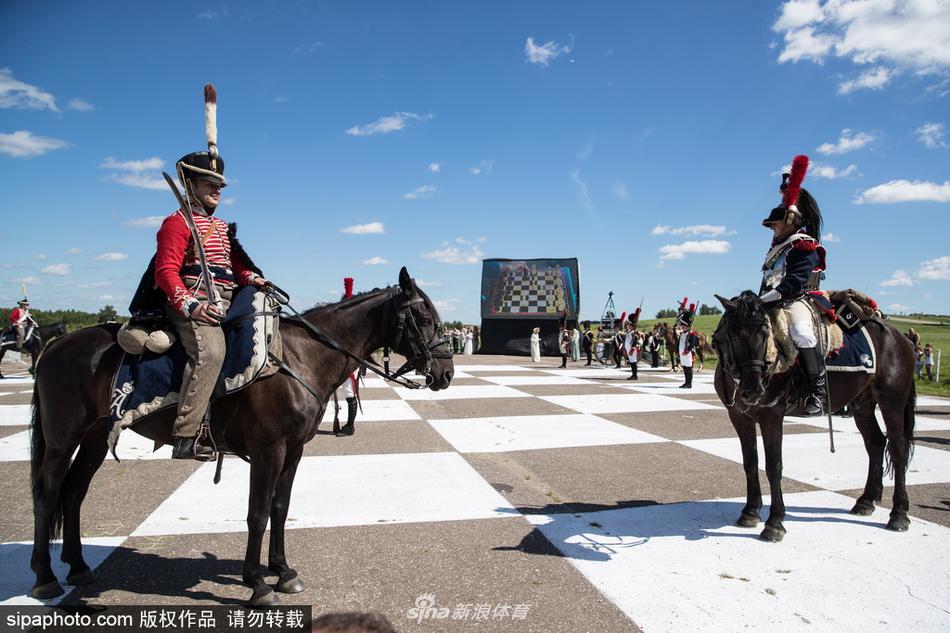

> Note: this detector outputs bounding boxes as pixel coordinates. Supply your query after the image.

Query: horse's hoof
[736,513,760,528]
[248,590,280,608]
[850,501,875,516]
[66,569,95,586]
[759,525,786,542]
[32,580,64,600]
[886,517,910,532]
[276,576,306,594]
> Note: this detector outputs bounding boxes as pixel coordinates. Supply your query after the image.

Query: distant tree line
[655,304,722,319]
[0,304,125,332]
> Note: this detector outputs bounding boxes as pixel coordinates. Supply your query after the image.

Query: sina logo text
[407,593,450,623]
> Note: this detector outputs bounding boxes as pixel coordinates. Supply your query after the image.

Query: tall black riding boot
[679,367,693,388]
[628,362,638,380]
[798,347,828,417]
[337,398,357,436]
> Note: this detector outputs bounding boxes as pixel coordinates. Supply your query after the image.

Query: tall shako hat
[627,307,641,328]
[18,297,29,306]
[177,84,227,187]
[762,155,822,239]
[343,277,354,300]
[675,297,695,329]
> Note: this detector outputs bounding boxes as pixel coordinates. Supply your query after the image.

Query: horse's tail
[30,384,63,542]
[904,379,916,465]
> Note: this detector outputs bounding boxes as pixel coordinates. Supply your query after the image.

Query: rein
[262,283,448,393]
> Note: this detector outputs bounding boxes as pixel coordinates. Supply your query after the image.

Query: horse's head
[387,267,454,390]
[713,291,771,407]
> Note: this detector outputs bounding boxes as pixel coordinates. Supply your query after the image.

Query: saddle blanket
[826,322,875,373]
[0,328,35,350]
[108,287,280,437]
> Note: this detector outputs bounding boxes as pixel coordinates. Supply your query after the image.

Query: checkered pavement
[1,357,949,632]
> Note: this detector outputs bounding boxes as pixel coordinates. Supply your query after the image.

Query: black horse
[30,268,453,606]
[712,291,916,542]
[0,322,67,378]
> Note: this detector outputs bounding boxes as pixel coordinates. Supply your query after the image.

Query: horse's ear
[715,294,736,311]
[398,267,414,292]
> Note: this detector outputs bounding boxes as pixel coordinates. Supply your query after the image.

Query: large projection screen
[480,258,579,320]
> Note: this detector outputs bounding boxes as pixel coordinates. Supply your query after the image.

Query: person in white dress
[463,327,474,355]
[570,326,580,362]
[530,327,541,362]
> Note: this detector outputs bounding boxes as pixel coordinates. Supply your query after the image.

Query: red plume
[688,303,695,313]
[633,307,641,321]
[680,297,688,309]
[782,155,809,208]
[343,277,354,299]
[620,311,627,324]
[204,84,217,104]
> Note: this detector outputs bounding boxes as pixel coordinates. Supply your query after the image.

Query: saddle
[107,286,283,456]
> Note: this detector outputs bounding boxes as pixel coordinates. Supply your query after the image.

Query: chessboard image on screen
[480,258,579,319]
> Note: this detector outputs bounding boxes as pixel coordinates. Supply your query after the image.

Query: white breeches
[787,299,817,348]
[679,353,693,368]
[337,375,356,399]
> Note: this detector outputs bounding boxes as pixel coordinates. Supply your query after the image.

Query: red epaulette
[792,239,819,252]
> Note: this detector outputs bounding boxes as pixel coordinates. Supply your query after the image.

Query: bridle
[382,291,453,386]
[264,283,451,392]
[714,314,770,407]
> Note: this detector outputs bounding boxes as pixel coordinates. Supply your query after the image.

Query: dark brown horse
[30,268,453,606]
[0,322,67,377]
[712,291,916,542]
[654,322,680,372]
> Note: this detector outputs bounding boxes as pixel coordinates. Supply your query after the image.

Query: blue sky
[2,0,948,322]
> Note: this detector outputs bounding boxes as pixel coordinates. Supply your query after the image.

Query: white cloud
[422,241,485,265]
[66,247,82,254]
[428,162,442,173]
[66,98,95,112]
[0,68,58,111]
[821,232,840,243]
[659,240,732,261]
[95,252,128,262]
[524,36,573,66]
[42,263,71,276]
[123,216,166,228]
[881,269,915,287]
[340,222,385,235]
[0,130,70,158]
[220,197,235,206]
[98,295,114,301]
[916,122,949,149]
[651,224,732,237]
[345,112,433,137]
[293,41,323,54]
[100,156,164,171]
[570,168,593,215]
[272,95,290,104]
[612,182,630,200]
[77,281,112,289]
[772,1,950,94]
[403,185,438,200]
[362,256,388,266]
[917,256,950,280]
[577,139,594,161]
[810,162,859,179]
[469,159,494,175]
[838,67,892,94]
[888,303,911,313]
[855,180,950,204]
[416,279,442,288]
[433,299,460,312]
[34,254,47,261]
[16,276,40,285]
[106,173,167,190]
[197,10,223,20]
[816,129,875,154]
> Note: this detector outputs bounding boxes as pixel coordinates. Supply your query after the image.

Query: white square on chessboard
[319,399,420,422]
[0,537,127,605]
[917,396,950,408]
[132,452,516,536]
[427,413,668,453]
[527,490,950,633]
[0,429,172,462]
[0,405,31,426]
[451,364,533,372]
[617,381,718,395]
[540,368,632,379]
[0,390,32,397]
[680,432,950,490]
[0,377,34,385]
[481,375,589,386]
[393,384,530,400]
[539,393,718,414]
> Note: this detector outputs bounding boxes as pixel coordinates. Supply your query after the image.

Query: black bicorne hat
[177,151,227,186]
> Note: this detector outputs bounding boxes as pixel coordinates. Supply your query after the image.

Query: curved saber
[162,171,222,312]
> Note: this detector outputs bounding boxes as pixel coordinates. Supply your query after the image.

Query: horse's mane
[730,291,767,323]
[298,286,396,318]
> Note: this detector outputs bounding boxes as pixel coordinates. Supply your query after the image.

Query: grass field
[609,313,949,397]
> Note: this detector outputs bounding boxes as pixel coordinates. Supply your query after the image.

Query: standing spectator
[582,321,594,366]
[923,343,934,380]
[647,332,661,368]
[915,345,924,380]
[530,327,541,363]
[570,325,580,361]
[472,325,480,353]
[558,326,571,368]
[451,329,460,354]
[907,328,921,348]
[463,327,474,355]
